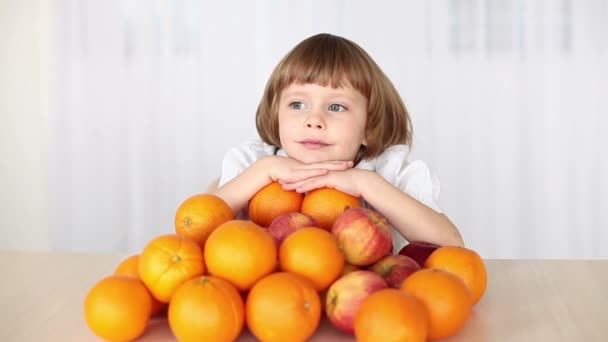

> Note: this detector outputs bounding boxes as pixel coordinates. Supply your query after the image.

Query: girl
[214,33,464,251]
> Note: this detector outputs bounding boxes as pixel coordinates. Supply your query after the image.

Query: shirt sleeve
[218,140,277,187]
[374,145,444,214]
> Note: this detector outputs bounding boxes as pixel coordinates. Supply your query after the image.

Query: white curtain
[49,0,608,259]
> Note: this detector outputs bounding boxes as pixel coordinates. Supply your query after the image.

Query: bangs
[274,35,373,98]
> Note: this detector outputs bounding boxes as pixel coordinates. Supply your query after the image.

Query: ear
[362,137,368,147]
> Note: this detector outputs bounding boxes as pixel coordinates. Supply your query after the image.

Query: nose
[304,112,325,130]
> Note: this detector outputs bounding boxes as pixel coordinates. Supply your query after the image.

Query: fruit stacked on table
[84,182,487,342]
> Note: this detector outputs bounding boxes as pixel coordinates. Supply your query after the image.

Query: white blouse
[218,140,443,253]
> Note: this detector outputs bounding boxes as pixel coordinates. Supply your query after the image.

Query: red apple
[267,212,319,246]
[331,208,392,266]
[325,270,388,334]
[398,240,441,267]
[370,254,420,288]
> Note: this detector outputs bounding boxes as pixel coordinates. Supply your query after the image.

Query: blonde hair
[256,33,412,162]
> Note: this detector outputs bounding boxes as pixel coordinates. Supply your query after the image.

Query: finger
[304,160,350,167]
[305,161,353,171]
[280,168,328,183]
[280,179,309,190]
[295,177,331,193]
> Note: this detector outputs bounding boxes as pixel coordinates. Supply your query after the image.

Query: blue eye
[289,101,306,110]
[328,103,347,112]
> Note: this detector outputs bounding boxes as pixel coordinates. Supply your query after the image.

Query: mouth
[299,139,330,150]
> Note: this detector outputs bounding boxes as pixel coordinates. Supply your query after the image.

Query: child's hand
[261,155,353,184]
[280,168,373,197]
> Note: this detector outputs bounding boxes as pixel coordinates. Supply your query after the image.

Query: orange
[114,254,166,315]
[204,220,276,291]
[169,276,244,342]
[246,272,321,342]
[400,268,472,340]
[84,275,151,342]
[174,193,234,248]
[139,234,205,303]
[248,182,304,227]
[113,254,140,276]
[301,188,361,230]
[354,288,428,342]
[424,246,488,304]
[279,227,345,291]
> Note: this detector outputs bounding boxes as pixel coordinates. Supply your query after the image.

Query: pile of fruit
[84,182,487,342]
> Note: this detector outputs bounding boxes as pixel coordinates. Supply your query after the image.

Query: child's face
[278,82,367,164]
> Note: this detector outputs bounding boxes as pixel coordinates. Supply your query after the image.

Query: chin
[283,145,353,164]
[290,154,328,164]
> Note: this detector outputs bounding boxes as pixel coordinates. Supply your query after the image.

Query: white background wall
[1,0,606,259]
[0,0,50,251]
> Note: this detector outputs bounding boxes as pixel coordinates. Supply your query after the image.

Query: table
[1,251,607,341]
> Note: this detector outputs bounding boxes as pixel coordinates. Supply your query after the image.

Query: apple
[398,240,441,267]
[370,254,420,288]
[325,270,388,334]
[267,212,319,246]
[331,208,392,266]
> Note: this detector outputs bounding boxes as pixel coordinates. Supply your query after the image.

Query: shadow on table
[136,314,355,342]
